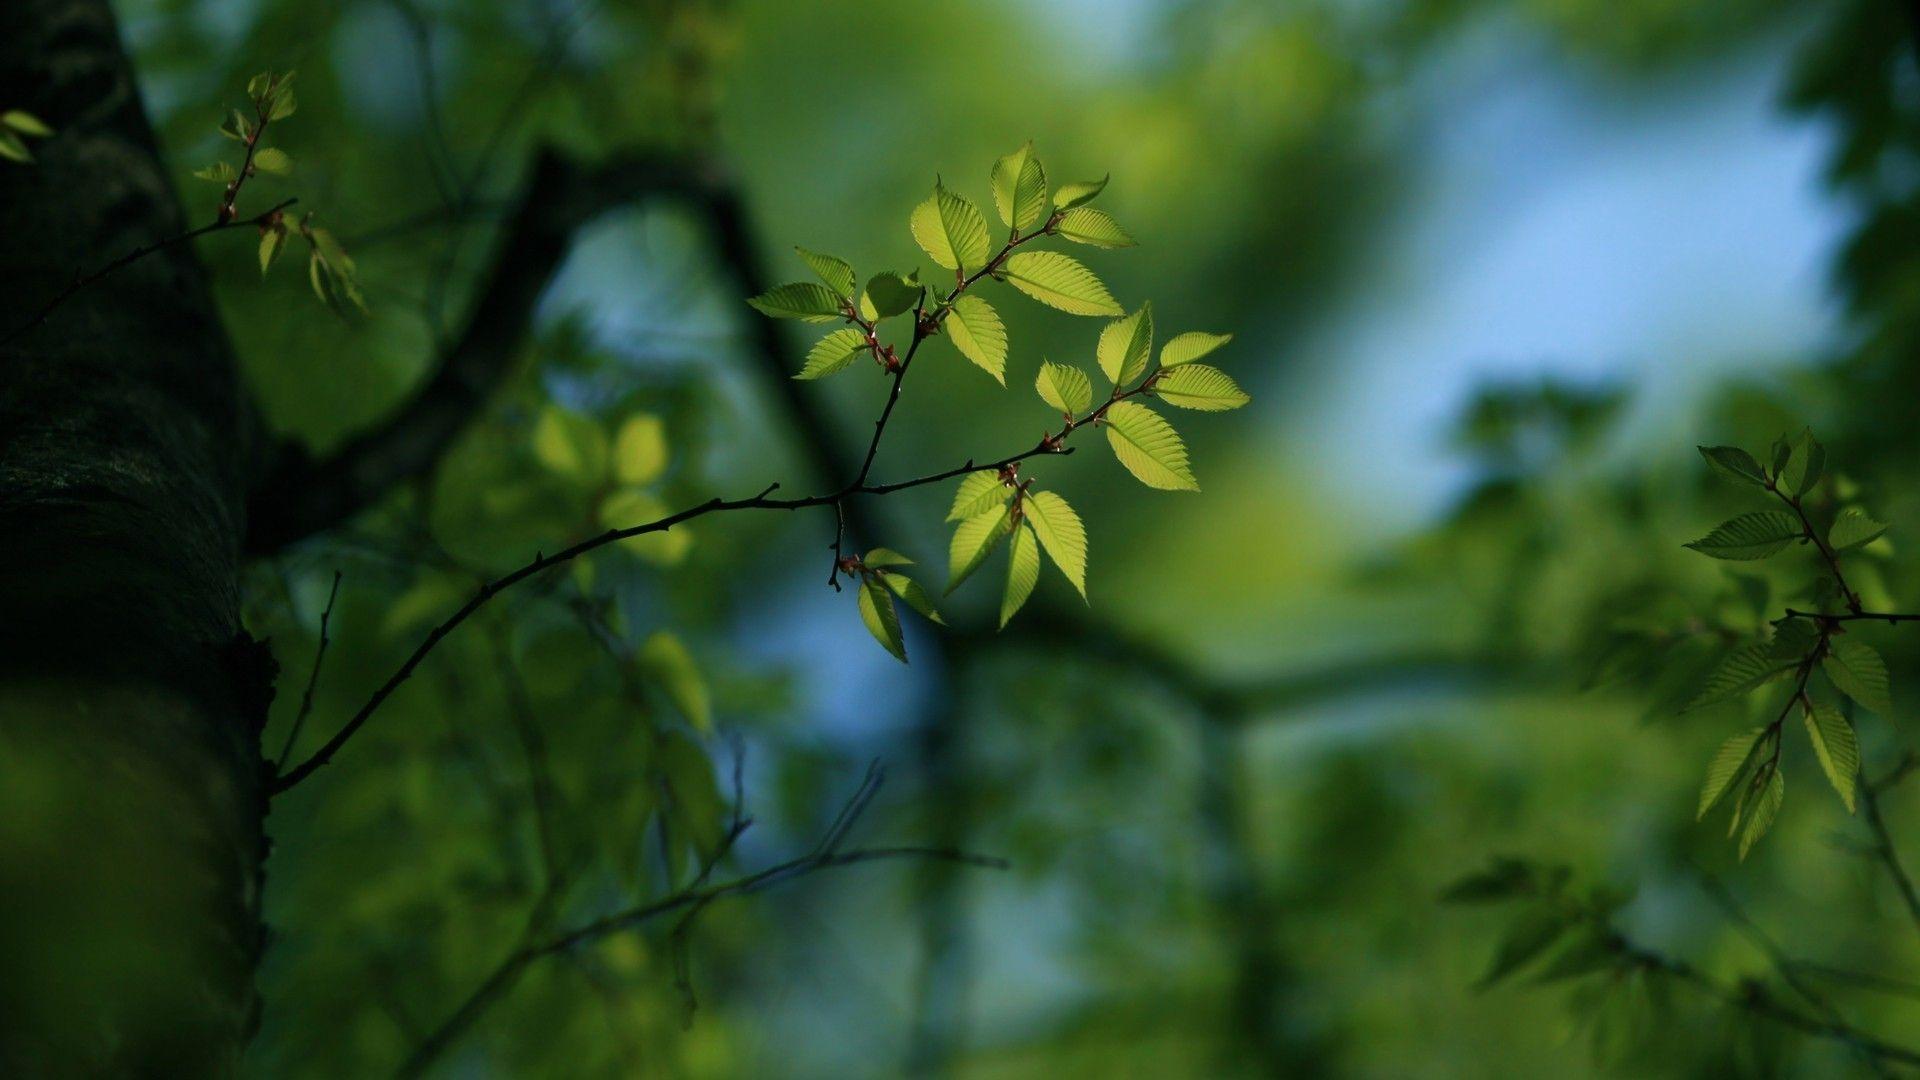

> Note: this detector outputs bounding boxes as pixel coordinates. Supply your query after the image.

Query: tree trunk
[0,0,265,1073]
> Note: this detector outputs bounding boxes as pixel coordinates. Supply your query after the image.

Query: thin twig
[275,570,343,769]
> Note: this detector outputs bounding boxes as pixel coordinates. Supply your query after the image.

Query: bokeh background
[118,0,1920,1074]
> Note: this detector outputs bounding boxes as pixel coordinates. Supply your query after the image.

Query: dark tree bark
[0,1,267,1072]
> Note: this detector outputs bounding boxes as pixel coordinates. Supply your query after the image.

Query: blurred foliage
[89,0,1920,1074]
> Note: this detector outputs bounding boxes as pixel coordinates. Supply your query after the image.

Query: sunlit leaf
[1001,251,1123,316]
[531,405,608,487]
[1105,401,1197,490]
[1036,361,1093,415]
[862,271,920,319]
[1097,303,1154,385]
[948,471,1011,522]
[795,246,855,299]
[1023,491,1087,600]
[2,110,53,137]
[910,180,991,273]
[747,282,843,322]
[879,570,945,625]
[599,488,693,564]
[1698,727,1765,820]
[193,161,237,183]
[1001,523,1040,628]
[1055,206,1134,248]
[1155,364,1249,411]
[944,295,1007,383]
[991,141,1049,232]
[612,414,669,485]
[797,328,868,380]
[947,503,1014,593]
[1052,174,1108,209]
[863,547,913,568]
[1160,331,1232,368]
[252,147,291,175]
[858,576,907,662]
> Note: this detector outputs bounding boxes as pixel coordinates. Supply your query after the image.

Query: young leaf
[1824,639,1893,715]
[0,130,31,164]
[613,414,669,485]
[1104,401,1198,491]
[1097,303,1154,385]
[193,161,237,183]
[2,110,53,137]
[1036,361,1093,415]
[1478,908,1568,989]
[945,295,1008,383]
[1160,331,1232,368]
[220,109,250,141]
[1738,769,1784,861]
[863,547,914,568]
[639,631,712,733]
[1052,175,1108,210]
[991,142,1049,232]
[531,405,609,487]
[1698,445,1767,488]
[910,180,991,274]
[948,471,1011,522]
[1001,251,1123,316]
[797,328,868,380]
[947,503,1014,593]
[1698,727,1765,819]
[1155,364,1250,411]
[1829,508,1888,551]
[258,229,286,275]
[306,228,365,314]
[252,147,291,175]
[879,571,945,625]
[1023,491,1087,599]
[858,576,908,663]
[747,282,843,322]
[267,86,297,121]
[796,246,856,299]
[1778,429,1824,496]
[1686,645,1793,710]
[1803,700,1859,813]
[1055,206,1135,248]
[861,271,921,321]
[1683,512,1800,560]
[1001,523,1041,628]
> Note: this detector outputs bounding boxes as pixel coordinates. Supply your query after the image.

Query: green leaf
[879,570,945,625]
[795,246,855,299]
[1687,645,1793,710]
[1825,639,1893,715]
[1739,769,1784,861]
[910,180,991,274]
[1778,429,1824,496]
[1698,727,1766,820]
[1683,512,1800,560]
[1830,509,1888,551]
[944,295,1008,384]
[1055,206,1135,248]
[1001,523,1041,628]
[1478,908,1568,989]
[0,130,31,164]
[1803,700,1858,813]
[1097,303,1154,385]
[1698,445,1767,488]
[861,271,920,319]
[2,110,53,137]
[258,228,286,275]
[1160,331,1232,368]
[1155,364,1249,411]
[863,547,914,568]
[531,405,608,487]
[1035,361,1093,415]
[1023,491,1087,599]
[267,86,297,121]
[639,631,711,733]
[1053,174,1108,209]
[1104,401,1197,491]
[947,503,1014,593]
[797,328,868,380]
[612,414,669,485]
[1001,251,1123,316]
[857,576,907,662]
[252,147,291,175]
[220,109,250,141]
[991,142,1049,232]
[747,282,843,322]
[948,471,1011,522]
[599,488,692,564]
[193,161,237,183]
